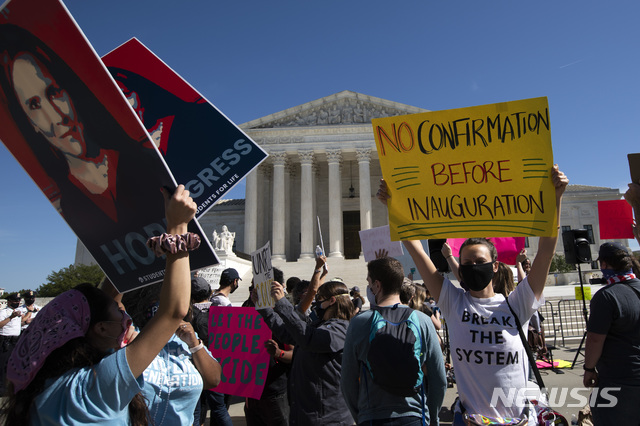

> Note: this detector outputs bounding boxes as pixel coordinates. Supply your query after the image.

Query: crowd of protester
[2,165,639,426]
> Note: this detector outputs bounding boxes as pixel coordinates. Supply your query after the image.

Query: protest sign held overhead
[252,242,275,309]
[0,0,217,292]
[598,200,634,239]
[102,39,269,217]
[208,307,272,398]
[358,225,404,262]
[373,97,557,240]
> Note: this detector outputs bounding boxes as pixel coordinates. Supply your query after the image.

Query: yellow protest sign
[372,97,556,240]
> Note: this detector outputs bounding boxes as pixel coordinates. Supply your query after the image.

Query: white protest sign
[197,260,227,287]
[252,242,275,309]
[358,225,404,262]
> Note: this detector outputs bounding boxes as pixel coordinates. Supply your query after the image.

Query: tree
[549,254,573,273]
[37,264,104,297]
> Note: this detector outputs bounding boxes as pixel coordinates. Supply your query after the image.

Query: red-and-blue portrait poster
[102,38,269,218]
[0,0,218,292]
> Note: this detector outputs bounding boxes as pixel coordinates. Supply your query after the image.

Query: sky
[1,0,639,292]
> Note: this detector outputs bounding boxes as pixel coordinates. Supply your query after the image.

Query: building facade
[76,91,629,271]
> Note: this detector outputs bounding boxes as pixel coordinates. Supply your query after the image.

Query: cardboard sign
[208,307,272,398]
[372,97,557,240]
[358,225,404,262]
[598,200,634,239]
[102,39,269,217]
[0,0,217,292]
[447,237,526,265]
[252,242,275,309]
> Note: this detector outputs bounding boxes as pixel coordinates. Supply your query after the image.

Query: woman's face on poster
[11,53,85,156]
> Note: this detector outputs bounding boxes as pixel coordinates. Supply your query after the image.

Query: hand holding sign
[270,282,285,302]
[373,97,558,240]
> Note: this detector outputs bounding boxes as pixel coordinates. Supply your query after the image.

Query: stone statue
[212,230,221,250]
[219,225,236,254]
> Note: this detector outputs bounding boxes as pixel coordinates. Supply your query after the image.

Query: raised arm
[377,179,444,301]
[297,256,327,315]
[441,242,461,282]
[625,182,640,246]
[125,185,196,378]
[527,165,569,300]
[515,249,527,283]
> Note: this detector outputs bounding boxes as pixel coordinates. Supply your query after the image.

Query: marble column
[326,149,343,258]
[243,169,258,253]
[299,150,315,259]
[271,152,287,260]
[357,148,372,231]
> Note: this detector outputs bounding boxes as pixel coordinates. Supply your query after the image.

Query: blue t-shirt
[142,334,211,425]
[32,348,144,425]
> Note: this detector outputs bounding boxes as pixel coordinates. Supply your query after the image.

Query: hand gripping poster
[0,0,218,292]
[373,97,557,240]
[102,39,269,217]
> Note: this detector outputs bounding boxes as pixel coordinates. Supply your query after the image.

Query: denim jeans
[204,390,233,426]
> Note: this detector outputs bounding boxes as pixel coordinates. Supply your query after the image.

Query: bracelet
[583,366,596,372]
[314,268,323,274]
[279,350,285,359]
[189,340,205,354]
[446,255,453,259]
[147,232,201,257]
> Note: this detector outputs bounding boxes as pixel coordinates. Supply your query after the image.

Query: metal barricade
[556,299,589,346]
[538,301,558,348]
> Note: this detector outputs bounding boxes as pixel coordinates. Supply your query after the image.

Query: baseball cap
[6,293,20,301]
[350,286,360,293]
[220,268,241,284]
[191,276,211,294]
[598,242,629,260]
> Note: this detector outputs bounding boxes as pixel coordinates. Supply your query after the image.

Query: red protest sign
[446,237,525,265]
[208,307,272,399]
[598,200,634,239]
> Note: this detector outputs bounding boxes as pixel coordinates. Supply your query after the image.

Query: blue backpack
[365,305,424,396]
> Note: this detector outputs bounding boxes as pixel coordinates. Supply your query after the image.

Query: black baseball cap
[220,268,241,285]
[598,242,629,260]
[6,293,20,301]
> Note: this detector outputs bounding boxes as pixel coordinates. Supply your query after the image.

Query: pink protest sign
[446,237,525,265]
[208,307,272,399]
[598,200,634,239]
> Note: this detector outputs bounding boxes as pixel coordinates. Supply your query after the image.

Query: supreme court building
[237,90,427,260]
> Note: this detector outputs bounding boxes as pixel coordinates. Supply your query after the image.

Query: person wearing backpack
[341,257,447,426]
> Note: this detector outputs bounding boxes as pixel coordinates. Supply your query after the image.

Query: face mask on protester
[8,301,20,309]
[309,300,326,322]
[105,311,132,349]
[460,262,495,292]
[24,298,36,306]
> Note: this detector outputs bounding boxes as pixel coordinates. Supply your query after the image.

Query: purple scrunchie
[7,289,91,392]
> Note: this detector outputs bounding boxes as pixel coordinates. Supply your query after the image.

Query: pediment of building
[241,90,428,129]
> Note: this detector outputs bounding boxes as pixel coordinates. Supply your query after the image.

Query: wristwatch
[583,366,596,372]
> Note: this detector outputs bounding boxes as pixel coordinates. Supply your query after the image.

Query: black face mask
[460,262,495,292]
[24,298,35,306]
[309,301,326,322]
[8,301,20,309]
